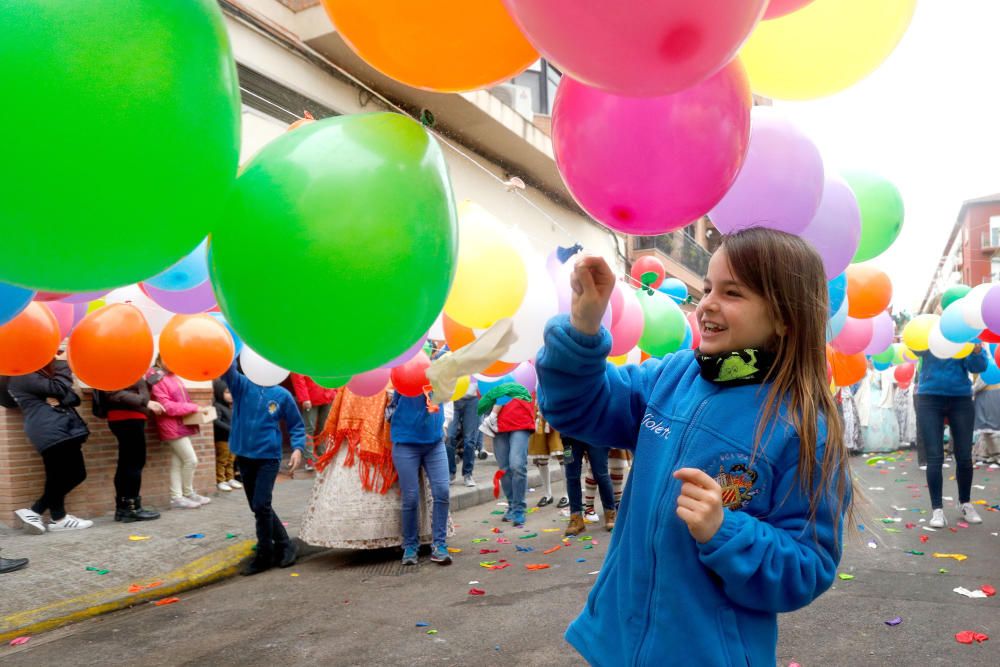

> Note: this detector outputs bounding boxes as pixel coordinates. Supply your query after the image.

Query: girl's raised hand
[672,468,724,544]
[570,256,616,336]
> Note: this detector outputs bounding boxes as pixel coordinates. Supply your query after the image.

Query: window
[990,216,1000,248]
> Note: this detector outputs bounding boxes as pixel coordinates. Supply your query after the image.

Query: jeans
[493,430,530,517]
[302,403,333,455]
[110,419,147,499]
[916,393,975,508]
[32,437,88,521]
[564,436,615,515]
[236,456,290,560]
[392,441,450,549]
[446,396,479,478]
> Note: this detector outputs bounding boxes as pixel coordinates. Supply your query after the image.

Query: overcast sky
[776,0,1000,312]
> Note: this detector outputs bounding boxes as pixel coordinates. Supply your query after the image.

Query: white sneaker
[960,503,983,524]
[15,508,46,534]
[929,508,948,528]
[48,514,93,532]
[170,496,201,510]
[217,482,233,492]
[464,475,476,488]
[186,493,211,506]
[227,479,243,490]
[584,511,600,524]
[919,465,927,471]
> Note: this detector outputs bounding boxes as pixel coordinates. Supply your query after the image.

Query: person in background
[480,382,535,527]
[212,378,241,492]
[562,435,616,536]
[8,356,94,533]
[103,380,164,522]
[530,410,566,508]
[582,448,631,526]
[446,378,481,487]
[223,362,306,576]
[290,373,336,469]
[0,548,28,573]
[972,374,1000,467]
[148,357,211,510]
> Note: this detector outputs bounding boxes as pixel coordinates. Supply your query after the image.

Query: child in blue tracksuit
[537,228,851,666]
[223,362,306,576]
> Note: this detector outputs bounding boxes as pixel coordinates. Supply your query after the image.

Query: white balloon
[928,322,965,359]
[427,312,446,340]
[625,347,643,365]
[240,345,289,386]
[105,284,173,335]
[502,253,559,363]
[961,283,993,329]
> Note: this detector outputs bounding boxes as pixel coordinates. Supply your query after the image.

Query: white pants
[166,436,198,499]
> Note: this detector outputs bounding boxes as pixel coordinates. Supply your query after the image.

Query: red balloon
[630,256,665,289]
[686,312,701,349]
[979,329,1000,343]
[390,353,431,397]
[894,362,916,385]
[763,0,814,20]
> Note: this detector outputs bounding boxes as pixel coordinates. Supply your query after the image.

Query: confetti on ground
[867,541,878,549]
[469,580,479,585]
[939,569,949,574]
[542,528,561,533]
[884,617,902,626]
[868,487,885,491]
[290,573,299,577]
[185,534,204,539]
[838,574,855,580]
[489,563,511,571]
[85,566,110,575]
[472,538,488,543]
[490,510,505,515]
[578,535,593,541]
[153,597,180,607]
[226,533,238,539]
[515,545,534,553]
[858,524,865,531]
[954,631,988,644]
[128,535,151,541]
[576,558,586,563]
[9,637,30,647]
[519,533,538,539]
[921,526,937,532]
[479,548,499,554]
[447,548,462,553]
[885,528,901,533]
[583,544,594,550]
[491,527,502,534]
[479,561,498,568]
[953,587,988,599]
[416,622,429,627]
[543,545,562,555]
[973,485,987,490]
[904,522,915,529]
[905,550,924,556]
[957,521,970,529]
[426,630,438,635]
[496,538,511,544]
[525,564,551,571]
[866,456,896,466]
[527,508,539,514]
[920,535,929,544]
[881,518,901,524]
[934,553,969,562]
[972,500,987,505]
[983,585,996,597]
[469,588,486,596]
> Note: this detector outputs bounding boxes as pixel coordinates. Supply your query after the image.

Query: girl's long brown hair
[721,228,852,532]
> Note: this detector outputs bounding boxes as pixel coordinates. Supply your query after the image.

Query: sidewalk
[0,453,562,642]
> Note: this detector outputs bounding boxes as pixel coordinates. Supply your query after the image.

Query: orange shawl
[313,389,396,494]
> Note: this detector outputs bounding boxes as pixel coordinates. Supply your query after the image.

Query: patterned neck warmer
[695,348,775,386]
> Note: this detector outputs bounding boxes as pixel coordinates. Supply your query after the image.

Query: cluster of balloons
[901,284,1000,369]
[825,264,895,386]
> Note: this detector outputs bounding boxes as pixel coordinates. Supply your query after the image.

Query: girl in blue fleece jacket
[537,228,852,667]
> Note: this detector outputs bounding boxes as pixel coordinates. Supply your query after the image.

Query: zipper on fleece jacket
[633,393,714,667]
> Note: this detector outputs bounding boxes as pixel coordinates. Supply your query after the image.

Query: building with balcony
[919,193,1000,313]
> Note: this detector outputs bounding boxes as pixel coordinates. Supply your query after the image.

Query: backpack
[91,389,108,419]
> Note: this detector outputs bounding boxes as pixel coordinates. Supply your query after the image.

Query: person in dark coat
[101,379,165,522]
[7,358,93,533]
[212,378,241,491]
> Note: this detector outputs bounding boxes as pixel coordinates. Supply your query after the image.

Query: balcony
[633,231,711,279]
[980,229,1000,253]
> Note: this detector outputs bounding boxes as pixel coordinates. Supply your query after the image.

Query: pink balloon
[763,0,814,20]
[34,291,69,302]
[552,61,751,235]
[347,368,391,397]
[800,175,862,279]
[610,282,626,328]
[864,312,895,356]
[142,280,217,314]
[830,316,874,356]
[503,0,767,97]
[609,288,645,356]
[44,301,87,340]
[512,362,537,394]
[709,107,824,236]
[59,290,110,305]
[686,311,701,350]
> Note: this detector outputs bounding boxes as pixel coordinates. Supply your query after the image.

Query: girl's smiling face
[696,248,783,355]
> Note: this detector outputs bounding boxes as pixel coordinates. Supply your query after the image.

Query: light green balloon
[843,170,904,263]
[636,289,687,357]
[871,348,895,365]
[315,376,351,389]
[940,285,970,311]
[0,1,240,291]
[211,113,458,377]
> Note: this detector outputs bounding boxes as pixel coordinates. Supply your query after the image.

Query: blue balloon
[657,278,688,304]
[827,295,849,340]
[681,320,692,350]
[939,301,980,343]
[145,238,209,291]
[477,374,515,396]
[209,311,243,360]
[0,281,36,325]
[982,361,1000,384]
[828,273,847,317]
[873,359,892,371]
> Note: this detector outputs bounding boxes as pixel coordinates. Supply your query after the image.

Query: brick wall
[0,388,216,528]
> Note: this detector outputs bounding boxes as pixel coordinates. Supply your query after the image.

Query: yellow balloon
[86,298,106,314]
[443,201,527,329]
[902,314,937,352]
[953,343,975,360]
[450,375,471,402]
[740,0,916,100]
[608,354,628,366]
[900,345,917,362]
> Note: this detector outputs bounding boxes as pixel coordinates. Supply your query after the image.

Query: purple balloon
[347,368,391,397]
[981,286,1000,332]
[709,107,824,236]
[380,333,428,369]
[800,175,862,279]
[142,279,217,314]
[59,289,111,304]
[863,312,895,356]
[511,361,537,393]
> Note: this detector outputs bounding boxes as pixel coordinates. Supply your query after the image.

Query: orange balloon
[0,302,61,375]
[320,0,538,92]
[826,345,867,386]
[68,304,153,391]
[846,264,892,319]
[159,314,234,381]
[442,314,518,376]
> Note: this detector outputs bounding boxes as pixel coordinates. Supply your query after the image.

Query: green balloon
[871,348,895,365]
[0,1,240,291]
[843,170,904,263]
[636,289,687,357]
[315,376,351,389]
[940,285,970,310]
[211,113,458,377]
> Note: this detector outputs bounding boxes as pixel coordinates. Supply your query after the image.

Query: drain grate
[356,560,423,577]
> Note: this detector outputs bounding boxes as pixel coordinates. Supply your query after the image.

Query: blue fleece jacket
[222,363,306,460]
[536,315,849,667]
[914,348,987,396]
[389,393,445,444]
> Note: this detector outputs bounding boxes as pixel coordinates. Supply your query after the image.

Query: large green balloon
[0,1,240,291]
[636,289,687,357]
[843,170,904,263]
[210,113,458,377]
[940,284,970,311]
[315,376,351,389]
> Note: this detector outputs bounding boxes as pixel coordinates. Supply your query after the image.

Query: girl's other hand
[673,468,724,544]
[570,256,616,336]
[147,400,165,416]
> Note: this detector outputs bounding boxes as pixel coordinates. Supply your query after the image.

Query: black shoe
[0,555,29,574]
[556,497,569,509]
[115,497,161,522]
[241,555,273,576]
[477,450,488,460]
[537,495,553,507]
[275,542,297,568]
